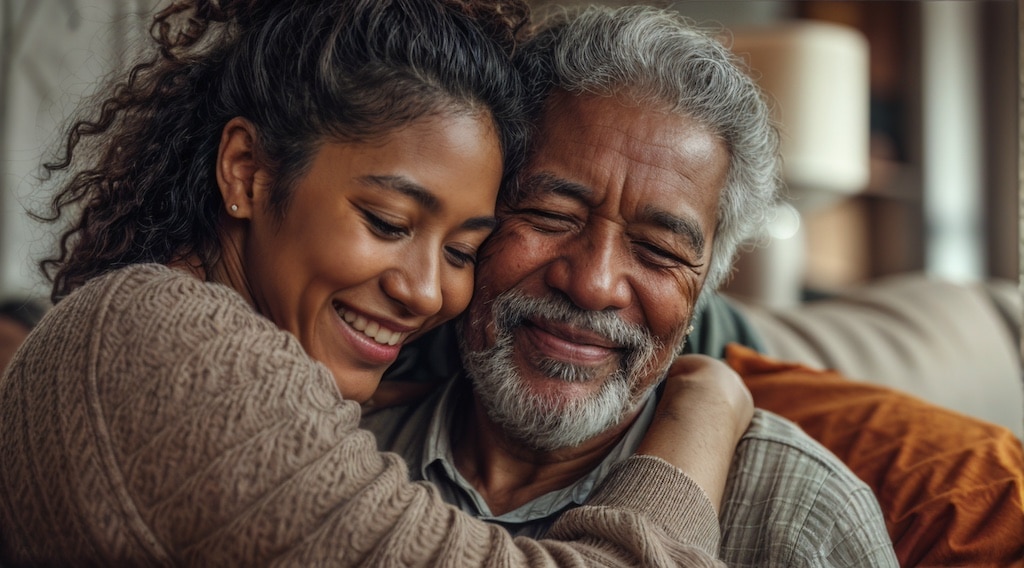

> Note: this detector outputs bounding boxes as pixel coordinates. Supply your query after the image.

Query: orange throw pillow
[726,343,1024,567]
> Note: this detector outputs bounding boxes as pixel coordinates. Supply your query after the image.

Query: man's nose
[543,225,632,312]
[380,252,443,317]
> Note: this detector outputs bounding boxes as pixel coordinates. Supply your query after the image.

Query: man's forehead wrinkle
[563,121,707,196]
[585,120,686,163]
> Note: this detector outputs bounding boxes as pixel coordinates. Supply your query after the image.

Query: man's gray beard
[459,290,675,452]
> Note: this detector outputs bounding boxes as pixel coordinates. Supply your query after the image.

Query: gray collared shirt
[362,379,898,567]
[363,377,656,538]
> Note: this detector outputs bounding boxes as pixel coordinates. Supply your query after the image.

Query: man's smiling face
[460,91,730,450]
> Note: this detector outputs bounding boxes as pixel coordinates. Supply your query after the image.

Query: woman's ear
[216,117,270,219]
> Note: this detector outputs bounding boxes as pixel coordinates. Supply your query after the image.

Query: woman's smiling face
[240,112,503,402]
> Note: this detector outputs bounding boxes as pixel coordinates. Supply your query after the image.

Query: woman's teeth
[339,309,403,346]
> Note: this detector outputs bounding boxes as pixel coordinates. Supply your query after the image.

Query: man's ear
[216,117,269,219]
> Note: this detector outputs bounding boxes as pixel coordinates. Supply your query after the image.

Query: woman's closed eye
[361,208,409,239]
[444,245,477,268]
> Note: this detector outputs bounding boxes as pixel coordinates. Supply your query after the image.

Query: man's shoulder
[739,409,855,470]
[734,408,877,492]
[720,409,897,567]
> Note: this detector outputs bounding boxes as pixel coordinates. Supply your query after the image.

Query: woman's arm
[172,318,726,566]
[142,269,730,566]
[0,265,729,567]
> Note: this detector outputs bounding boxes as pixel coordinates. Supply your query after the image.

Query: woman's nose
[380,253,444,317]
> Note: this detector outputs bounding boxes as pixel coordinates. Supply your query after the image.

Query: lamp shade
[730,21,870,211]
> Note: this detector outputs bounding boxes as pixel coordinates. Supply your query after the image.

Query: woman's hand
[635,354,754,512]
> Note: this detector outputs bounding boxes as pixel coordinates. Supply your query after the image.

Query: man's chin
[473,371,636,452]
[462,326,637,451]
[514,372,610,409]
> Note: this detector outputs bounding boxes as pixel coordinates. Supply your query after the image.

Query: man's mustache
[487,289,662,374]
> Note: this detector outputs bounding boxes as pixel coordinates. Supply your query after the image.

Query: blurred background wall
[1,0,158,302]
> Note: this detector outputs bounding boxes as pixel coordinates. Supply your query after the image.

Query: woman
[0,0,751,565]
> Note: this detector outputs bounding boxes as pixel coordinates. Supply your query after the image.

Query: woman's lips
[331,303,412,366]
[337,307,405,346]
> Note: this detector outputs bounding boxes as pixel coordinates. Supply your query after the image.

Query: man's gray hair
[513,5,782,307]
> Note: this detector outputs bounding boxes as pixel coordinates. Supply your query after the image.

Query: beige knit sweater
[0,264,723,567]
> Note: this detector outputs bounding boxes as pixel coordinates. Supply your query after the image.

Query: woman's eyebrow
[358,174,440,213]
[462,216,498,231]
[359,174,496,231]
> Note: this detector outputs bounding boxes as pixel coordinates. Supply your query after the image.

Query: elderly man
[367,5,897,566]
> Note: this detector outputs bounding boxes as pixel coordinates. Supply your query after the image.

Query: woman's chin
[328,366,382,403]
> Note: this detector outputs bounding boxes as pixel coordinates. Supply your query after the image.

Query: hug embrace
[0,1,912,566]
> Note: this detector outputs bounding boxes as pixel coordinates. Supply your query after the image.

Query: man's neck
[451,394,642,516]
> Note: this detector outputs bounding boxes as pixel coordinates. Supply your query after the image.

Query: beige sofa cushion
[732,274,1023,438]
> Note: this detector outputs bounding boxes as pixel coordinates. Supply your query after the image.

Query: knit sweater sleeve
[0,265,723,567]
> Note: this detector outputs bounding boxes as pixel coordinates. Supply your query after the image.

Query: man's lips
[519,319,623,366]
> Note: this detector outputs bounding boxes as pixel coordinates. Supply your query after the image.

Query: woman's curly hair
[37,0,531,303]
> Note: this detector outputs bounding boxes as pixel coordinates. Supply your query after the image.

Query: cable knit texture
[0,264,723,567]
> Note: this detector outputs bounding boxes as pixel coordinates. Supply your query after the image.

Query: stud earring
[230,204,239,212]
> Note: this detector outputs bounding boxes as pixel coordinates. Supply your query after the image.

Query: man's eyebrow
[358,174,496,230]
[520,171,592,202]
[522,171,705,257]
[645,207,706,258]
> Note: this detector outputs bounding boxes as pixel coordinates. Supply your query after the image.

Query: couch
[730,273,1023,440]
[723,274,1024,565]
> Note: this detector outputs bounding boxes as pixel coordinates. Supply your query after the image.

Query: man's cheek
[480,227,553,282]
[462,298,496,354]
